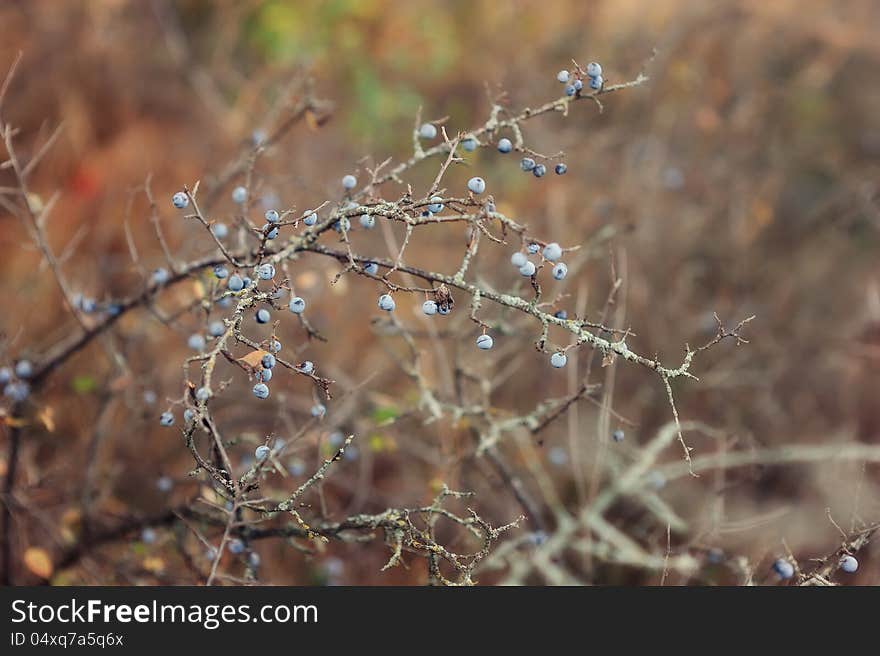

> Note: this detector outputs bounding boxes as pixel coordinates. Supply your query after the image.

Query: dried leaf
[143,557,165,574]
[61,507,82,528]
[24,547,53,579]
[192,278,206,299]
[108,374,131,393]
[305,109,320,132]
[38,406,56,432]
[238,350,269,370]
[3,415,28,428]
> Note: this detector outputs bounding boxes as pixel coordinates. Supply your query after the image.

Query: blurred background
[1,0,879,585]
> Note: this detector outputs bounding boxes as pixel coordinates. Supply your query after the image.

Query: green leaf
[71,375,96,394]
[372,407,398,424]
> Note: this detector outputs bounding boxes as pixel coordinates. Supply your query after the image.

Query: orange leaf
[305,109,320,132]
[143,557,165,574]
[108,374,131,393]
[38,407,56,432]
[24,547,53,580]
[238,350,269,370]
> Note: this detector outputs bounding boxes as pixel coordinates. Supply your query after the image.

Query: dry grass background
[1,0,879,585]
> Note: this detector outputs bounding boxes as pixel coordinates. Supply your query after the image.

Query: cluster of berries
[1,360,33,402]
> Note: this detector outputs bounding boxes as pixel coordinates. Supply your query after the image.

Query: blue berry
[573,79,583,92]
[248,552,261,568]
[437,305,451,315]
[229,539,245,554]
[554,310,568,320]
[419,123,437,139]
[542,242,563,261]
[257,263,275,280]
[243,276,253,288]
[334,217,351,232]
[141,528,157,544]
[359,213,375,229]
[172,192,189,209]
[427,196,444,213]
[227,275,244,292]
[586,62,602,78]
[255,445,271,460]
[288,460,306,476]
[4,381,29,401]
[256,368,272,383]
[519,261,536,277]
[527,243,540,255]
[213,265,228,279]
[329,431,345,447]
[839,555,858,573]
[209,321,224,337]
[511,252,528,268]
[565,85,576,97]
[520,157,536,172]
[533,164,546,178]
[612,429,625,442]
[270,340,282,353]
[342,174,357,190]
[527,531,549,547]
[476,334,494,350]
[550,352,567,368]
[555,163,567,175]
[378,294,395,311]
[422,300,438,315]
[363,262,379,276]
[297,360,314,374]
[0,367,10,384]
[303,211,318,226]
[184,408,195,423]
[772,559,794,580]
[497,138,512,153]
[232,186,247,204]
[81,297,97,313]
[647,470,667,490]
[310,403,326,418]
[289,297,306,314]
[589,75,603,91]
[461,137,478,152]
[548,446,568,466]
[265,209,280,223]
[152,268,170,285]
[252,128,267,146]
[253,383,269,399]
[144,390,157,405]
[467,177,486,194]
[552,262,568,280]
[211,222,228,239]
[256,308,271,324]
[160,411,174,427]
[261,353,276,369]
[187,334,206,351]
[263,224,279,240]
[196,387,211,402]
[156,476,173,492]
[556,70,570,83]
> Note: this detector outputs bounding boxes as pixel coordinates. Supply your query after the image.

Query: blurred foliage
[1,0,880,585]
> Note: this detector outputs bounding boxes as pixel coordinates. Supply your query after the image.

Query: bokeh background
[1,0,879,585]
